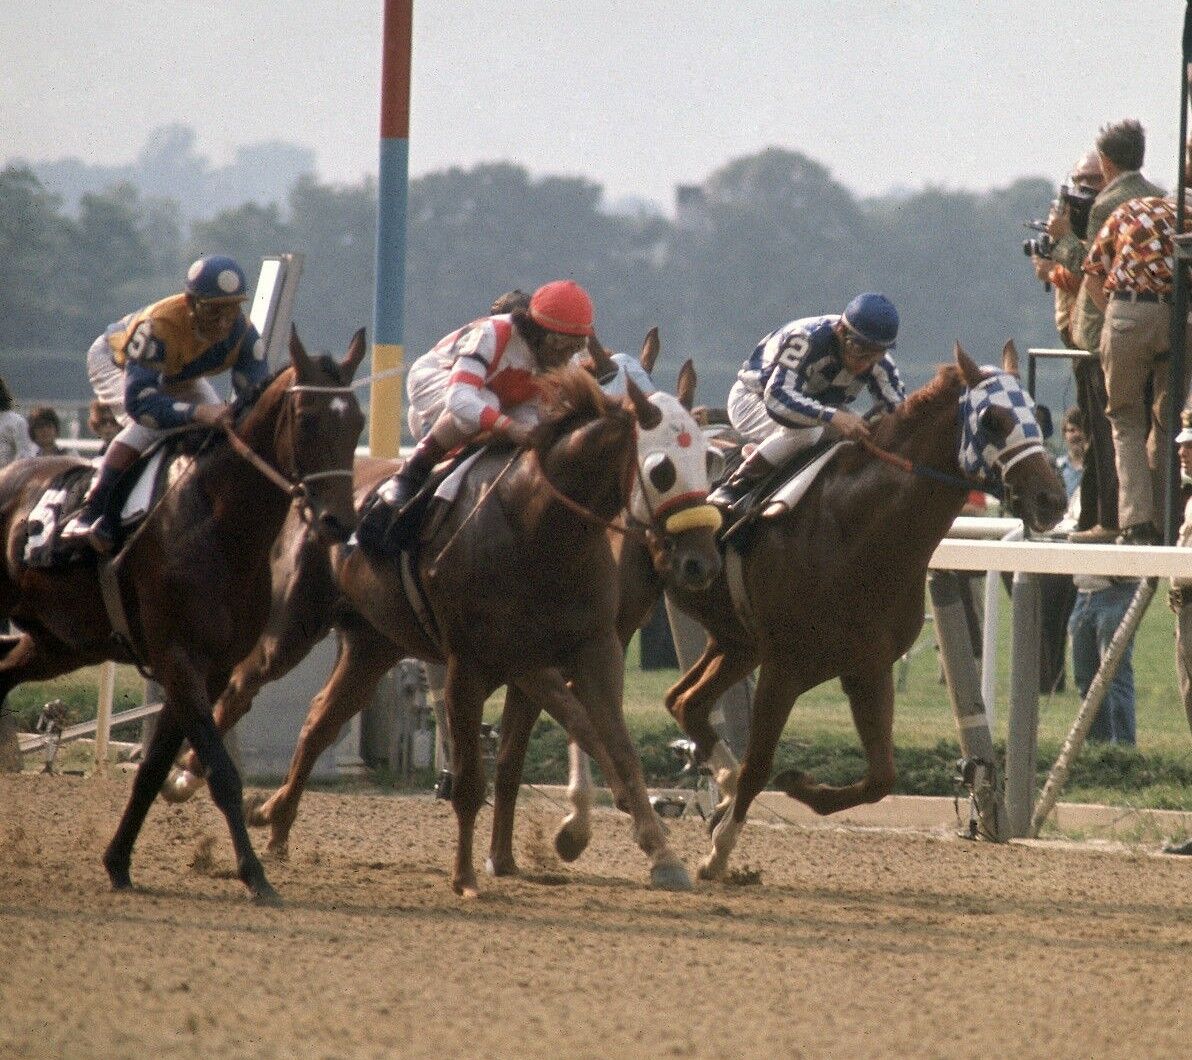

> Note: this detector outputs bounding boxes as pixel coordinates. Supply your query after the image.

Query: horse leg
[486,684,540,877]
[667,641,757,801]
[444,658,496,898]
[102,706,186,891]
[773,664,896,814]
[569,631,691,891]
[251,619,401,855]
[182,705,279,905]
[699,659,798,883]
[513,668,636,864]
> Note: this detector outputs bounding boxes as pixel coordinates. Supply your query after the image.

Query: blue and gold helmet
[185,255,248,302]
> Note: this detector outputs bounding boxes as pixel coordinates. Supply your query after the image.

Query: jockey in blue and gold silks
[62,255,269,552]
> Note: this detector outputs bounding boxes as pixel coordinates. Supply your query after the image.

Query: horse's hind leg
[103,708,186,891]
[252,616,401,855]
[773,664,896,814]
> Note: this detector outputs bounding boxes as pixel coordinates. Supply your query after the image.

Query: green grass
[6,582,1192,808]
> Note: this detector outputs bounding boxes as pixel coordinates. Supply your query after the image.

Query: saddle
[715,435,842,545]
[22,436,205,569]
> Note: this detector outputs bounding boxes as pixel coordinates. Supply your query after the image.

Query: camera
[1059,181,1097,239]
[1022,221,1054,260]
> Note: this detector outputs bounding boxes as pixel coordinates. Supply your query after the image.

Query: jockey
[711,292,905,506]
[62,255,268,552]
[380,279,596,514]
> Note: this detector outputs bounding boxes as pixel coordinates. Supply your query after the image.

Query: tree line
[0,144,1066,413]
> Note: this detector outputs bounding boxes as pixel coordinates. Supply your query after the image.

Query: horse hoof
[696,857,725,883]
[485,856,519,877]
[452,876,480,899]
[251,882,284,908]
[554,824,591,863]
[264,839,289,860]
[650,859,693,891]
[103,849,132,891]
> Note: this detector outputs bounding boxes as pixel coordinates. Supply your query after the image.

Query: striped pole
[370,0,413,457]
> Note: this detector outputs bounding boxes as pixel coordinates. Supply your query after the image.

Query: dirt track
[2,773,1191,1059]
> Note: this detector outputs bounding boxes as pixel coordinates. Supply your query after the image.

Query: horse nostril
[681,555,713,588]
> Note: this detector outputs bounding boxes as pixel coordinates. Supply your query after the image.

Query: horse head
[954,340,1067,533]
[242,326,366,544]
[625,347,722,592]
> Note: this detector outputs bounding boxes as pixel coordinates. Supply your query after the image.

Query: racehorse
[0,328,366,903]
[662,341,1068,881]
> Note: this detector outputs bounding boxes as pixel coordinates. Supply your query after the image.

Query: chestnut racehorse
[248,366,720,895]
[0,329,365,903]
[662,342,1067,881]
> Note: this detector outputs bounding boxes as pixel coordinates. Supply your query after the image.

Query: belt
[1110,290,1173,304]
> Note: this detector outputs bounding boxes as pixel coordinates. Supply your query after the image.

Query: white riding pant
[727,379,824,464]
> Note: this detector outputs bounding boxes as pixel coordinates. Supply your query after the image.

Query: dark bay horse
[0,328,366,903]
[664,342,1068,881]
[234,366,718,896]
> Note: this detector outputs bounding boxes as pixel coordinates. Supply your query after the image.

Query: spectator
[1166,410,1192,855]
[1082,137,1192,546]
[87,400,121,454]
[0,376,36,467]
[1050,121,1165,543]
[1068,566,1139,745]
[1038,407,1086,692]
[26,406,66,457]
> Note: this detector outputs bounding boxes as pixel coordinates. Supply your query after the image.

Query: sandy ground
[2,773,1191,1059]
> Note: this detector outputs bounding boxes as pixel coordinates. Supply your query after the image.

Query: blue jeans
[1068,581,1138,745]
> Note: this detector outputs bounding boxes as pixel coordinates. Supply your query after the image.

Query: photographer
[1048,122,1164,542]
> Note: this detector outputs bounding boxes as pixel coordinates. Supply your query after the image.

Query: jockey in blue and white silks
[714,293,905,506]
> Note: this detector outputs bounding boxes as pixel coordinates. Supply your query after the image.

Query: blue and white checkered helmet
[185,255,248,302]
[959,369,1046,479]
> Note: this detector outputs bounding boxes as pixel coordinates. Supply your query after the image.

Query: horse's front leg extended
[569,632,691,891]
[699,658,800,883]
[252,619,400,855]
[486,684,540,877]
[773,664,896,814]
[445,658,496,898]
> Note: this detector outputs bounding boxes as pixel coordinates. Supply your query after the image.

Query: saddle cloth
[22,448,187,568]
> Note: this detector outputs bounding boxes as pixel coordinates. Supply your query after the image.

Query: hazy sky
[3,1,1189,210]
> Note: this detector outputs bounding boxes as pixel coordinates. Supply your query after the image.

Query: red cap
[529,280,594,336]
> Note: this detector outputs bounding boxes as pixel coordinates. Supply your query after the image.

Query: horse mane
[870,362,964,449]
[528,366,615,450]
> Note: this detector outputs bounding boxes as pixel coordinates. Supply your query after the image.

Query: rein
[859,437,998,497]
[221,381,356,500]
[528,448,652,545]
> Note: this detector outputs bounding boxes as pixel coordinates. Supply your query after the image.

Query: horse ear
[626,377,663,430]
[676,358,697,411]
[954,341,983,387]
[588,331,617,381]
[289,325,313,373]
[342,327,367,380]
[1002,339,1020,376]
[639,327,660,375]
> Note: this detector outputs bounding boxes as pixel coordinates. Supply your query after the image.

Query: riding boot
[61,441,139,554]
[709,448,775,509]
[356,436,448,553]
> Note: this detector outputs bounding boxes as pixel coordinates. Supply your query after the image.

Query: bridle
[222,379,357,522]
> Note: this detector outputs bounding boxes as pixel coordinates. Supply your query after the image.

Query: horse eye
[644,453,677,493]
[979,407,1010,443]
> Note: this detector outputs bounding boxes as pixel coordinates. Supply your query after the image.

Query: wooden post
[92,661,115,776]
